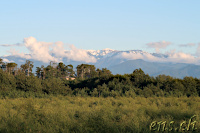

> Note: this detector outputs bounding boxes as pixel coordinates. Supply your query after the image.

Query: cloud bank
[119,50,200,65]
[9,37,97,63]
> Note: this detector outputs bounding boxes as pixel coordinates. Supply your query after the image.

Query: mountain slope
[108,59,200,78]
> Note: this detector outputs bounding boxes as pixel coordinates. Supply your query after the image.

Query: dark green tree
[66,64,75,77]
[7,62,18,75]
[0,69,16,91]
[15,72,42,92]
[131,68,151,88]
[20,60,34,76]
[76,64,96,79]
[0,58,3,65]
[182,76,198,97]
[42,77,72,95]
[57,62,66,76]
[36,67,42,78]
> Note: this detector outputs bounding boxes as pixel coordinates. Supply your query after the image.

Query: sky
[1,0,200,62]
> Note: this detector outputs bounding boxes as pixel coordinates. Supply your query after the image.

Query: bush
[15,73,42,92]
[0,69,16,91]
[42,78,72,95]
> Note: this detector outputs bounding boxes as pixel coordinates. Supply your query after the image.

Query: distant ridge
[108,59,200,79]
[1,49,200,78]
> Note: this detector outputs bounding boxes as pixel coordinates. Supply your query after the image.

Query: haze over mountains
[1,48,200,79]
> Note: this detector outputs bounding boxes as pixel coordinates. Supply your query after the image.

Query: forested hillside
[0,58,200,98]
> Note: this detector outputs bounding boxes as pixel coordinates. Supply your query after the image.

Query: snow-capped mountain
[85,49,168,68]
[86,49,155,59]
[87,48,117,59]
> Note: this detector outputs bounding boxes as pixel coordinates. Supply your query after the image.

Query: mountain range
[1,49,200,79]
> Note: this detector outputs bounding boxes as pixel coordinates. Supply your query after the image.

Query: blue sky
[1,0,200,57]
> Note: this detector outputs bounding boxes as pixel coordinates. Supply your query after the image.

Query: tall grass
[0,96,199,133]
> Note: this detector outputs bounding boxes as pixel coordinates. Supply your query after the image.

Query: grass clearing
[0,96,199,133]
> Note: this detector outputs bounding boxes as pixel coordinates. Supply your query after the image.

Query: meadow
[0,96,199,133]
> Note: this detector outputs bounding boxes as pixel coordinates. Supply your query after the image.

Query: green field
[0,96,199,133]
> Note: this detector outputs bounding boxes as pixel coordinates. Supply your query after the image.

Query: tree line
[0,58,200,98]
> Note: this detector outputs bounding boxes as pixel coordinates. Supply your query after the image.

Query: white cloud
[119,52,163,62]
[146,41,171,53]
[9,49,32,59]
[64,45,97,63]
[2,58,14,63]
[179,43,196,47]
[119,50,200,65]
[51,41,66,57]
[50,42,97,63]
[8,37,97,63]
[0,43,23,47]
[166,50,199,64]
[23,37,57,63]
